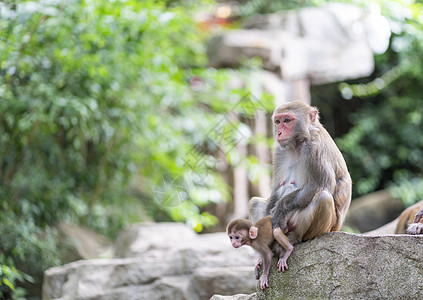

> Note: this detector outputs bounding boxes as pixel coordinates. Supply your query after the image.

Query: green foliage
[0,2,275,297]
[0,254,33,300]
[137,65,274,232]
[1,0,264,296]
[1,0,155,234]
[337,0,423,203]
[238,0,327,16]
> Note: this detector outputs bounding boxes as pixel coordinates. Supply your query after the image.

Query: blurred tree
[238,0,423,204]
[337,0,423,204]
[0,0,274,297]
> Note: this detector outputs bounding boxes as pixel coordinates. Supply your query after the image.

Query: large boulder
[255,232,423,299]
[57,222,114,261]
[43,223,257,300]
[210,294,256,300]
[190,267,256,300]
[114,222,197,257]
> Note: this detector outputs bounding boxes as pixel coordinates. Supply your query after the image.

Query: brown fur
[227,216,293,290]
[395,200,423,234]
[249,101,352,248]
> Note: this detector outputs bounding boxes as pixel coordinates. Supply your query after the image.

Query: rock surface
[57,222,114,261]
[44,222,423,300]
[43,222,257,300]
[210,293,256,300]
[254,232,423,300]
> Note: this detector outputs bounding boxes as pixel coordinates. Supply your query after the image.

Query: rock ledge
[254,232,423,300]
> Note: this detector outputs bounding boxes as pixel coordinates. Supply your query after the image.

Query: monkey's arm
[271,158,336,230]
[265,192,286,216]
[255,245,273,290]
[269,188,303,230]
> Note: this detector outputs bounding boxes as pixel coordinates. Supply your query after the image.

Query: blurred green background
[1,0,423,299]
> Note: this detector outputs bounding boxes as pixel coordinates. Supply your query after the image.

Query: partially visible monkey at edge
[227,216,293,290]
[395,200,423,234]
[248,101,352,256]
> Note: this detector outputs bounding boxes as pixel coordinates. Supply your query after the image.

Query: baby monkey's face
[228,229,247,248]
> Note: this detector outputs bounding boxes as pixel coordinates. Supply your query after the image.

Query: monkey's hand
[413,208,423,223]
[259,274,269,290]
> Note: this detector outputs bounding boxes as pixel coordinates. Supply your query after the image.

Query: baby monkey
[227,216,293,290]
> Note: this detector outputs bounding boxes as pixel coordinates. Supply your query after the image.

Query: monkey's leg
[331,175,352,231]
[293,190,337,242]
[248,197,267,223]
[273,227,293,272]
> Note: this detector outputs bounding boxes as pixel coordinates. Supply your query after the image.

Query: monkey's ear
[309,108,318,123]
[249,226,258,239]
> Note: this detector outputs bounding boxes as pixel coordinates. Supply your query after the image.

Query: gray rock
[114,222,197,257]
[210,293,256,300]
[190,267,256,300]
[255,232,423,300]
[87,276,193,300]
[43,223,257,300]
[42,255,196,300]
[116,223,257,268]
[43,222,423,300]
[57,222,114,261]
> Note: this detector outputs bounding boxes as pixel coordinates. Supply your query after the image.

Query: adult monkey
[249,101,352,246]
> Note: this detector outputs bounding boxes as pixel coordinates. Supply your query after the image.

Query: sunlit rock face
[255,232,423,300]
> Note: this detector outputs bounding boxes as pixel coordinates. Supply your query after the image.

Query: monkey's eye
[284,118,291,123]
[235,236,240,240]
[275,119,281,125]
[229,236,233,240]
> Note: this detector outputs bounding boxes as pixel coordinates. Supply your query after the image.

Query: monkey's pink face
[274,113,296,146]
[228,230,247,248]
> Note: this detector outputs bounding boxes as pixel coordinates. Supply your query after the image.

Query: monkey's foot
[259,275,269,290]
[407,223,423,235]
[277,258,289,272]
